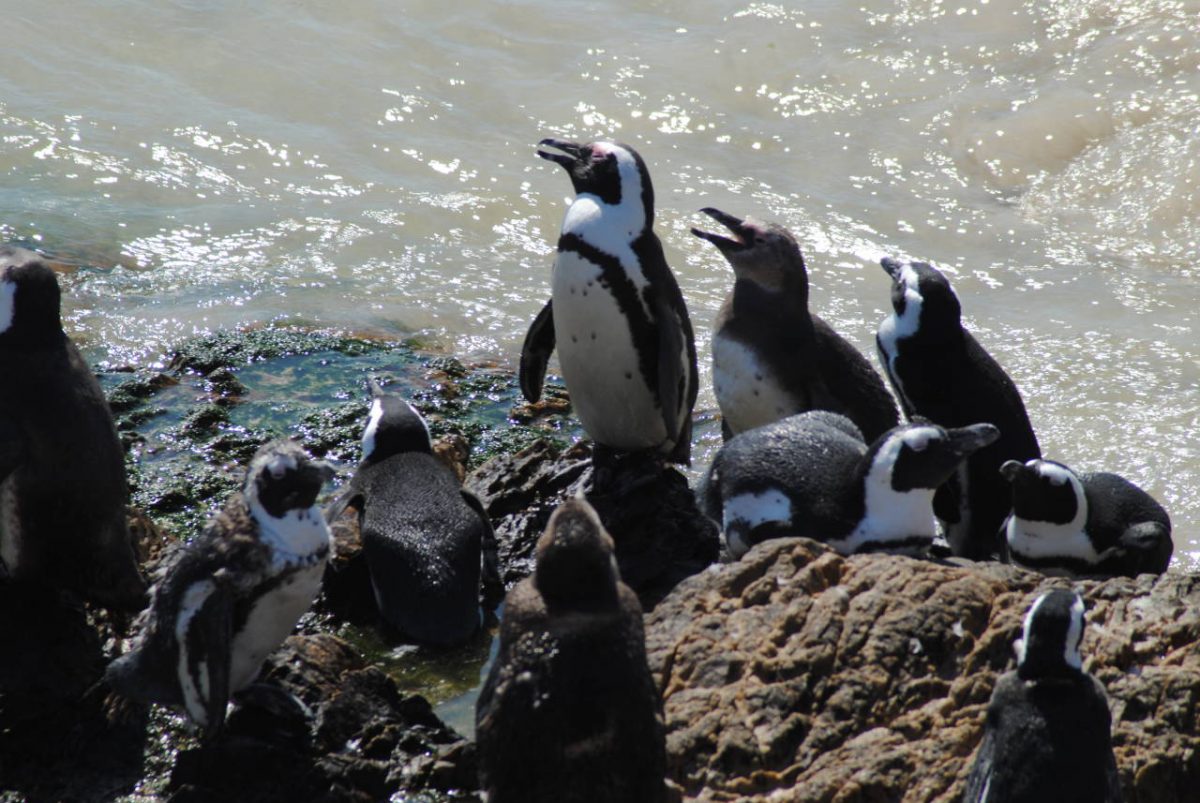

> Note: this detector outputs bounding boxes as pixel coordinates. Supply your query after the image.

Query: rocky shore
[1,327,1197,802]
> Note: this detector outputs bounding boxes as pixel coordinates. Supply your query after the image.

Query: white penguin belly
[713,336,801,435]
[723,488,793,558]
[552,251,669,451]
[1007,518,1100,565]
[228,559,324,691]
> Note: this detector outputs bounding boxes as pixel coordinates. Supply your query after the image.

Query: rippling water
[2,0,1198,562]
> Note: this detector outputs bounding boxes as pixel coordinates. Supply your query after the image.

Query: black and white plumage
[520,138,698,465]
[476,497,665,803]
[324,383,496,645]
[105,439,334,738]
[0,246,146,611]
[875,257,1041,561]
[692,208,898,441]
[700,410,998,558]
[1000,458,1172,578]
[963,589,1121,803]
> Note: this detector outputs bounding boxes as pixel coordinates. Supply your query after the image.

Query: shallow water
[3,0,1198,563]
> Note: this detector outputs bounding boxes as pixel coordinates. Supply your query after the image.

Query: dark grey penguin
[519,139,699,470]
[962,588,1121,803]
[105,439,334,738]
[692,208,898,441]
[324,383,497,645]
[0,246,146,611]
[876,257,1041,560]
[700,410,998,558]
[476,497,666,803]
[1000,458,1172,578]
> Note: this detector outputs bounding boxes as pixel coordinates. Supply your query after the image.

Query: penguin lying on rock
[963,588,1121,803]
[1000,458,1172,578]
[692,208,897,442]
[700,410,998,558]
[325,382,498,645]
[105,439,334,739]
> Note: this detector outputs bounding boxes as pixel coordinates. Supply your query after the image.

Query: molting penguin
[692,208,898,441]
[876,257,1041,560]
[962,589,1121,803]
[475,497,666,803]
[700,410,998,558]
[520,138,698,472]
[324,383,497,645]
[0,246,146,611]
[1000,458,1172,578]
[105,439,334,739]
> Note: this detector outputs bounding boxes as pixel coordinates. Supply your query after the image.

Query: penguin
[0,245,147,611]
[692,208,898,441]
[699,410,998,558]
[1000,458,1172,578]
[105,438,334,739]
[962,588,1121,803]
[324,382,498,645]
[519,138,699,472]
[475,497,666,803]
[875,256,1041,560]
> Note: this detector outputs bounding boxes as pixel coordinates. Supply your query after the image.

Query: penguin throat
[562,193,646,254]
[1006,488,1094,564]
[249,501,332,570]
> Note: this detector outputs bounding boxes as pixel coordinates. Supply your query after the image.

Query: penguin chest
[713,336,800,435]
[229,559,325,691]
[551,251,667,451]
[1006,518,1099,571]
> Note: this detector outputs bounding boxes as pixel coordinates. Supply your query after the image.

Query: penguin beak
[945,423,1000,458]
[537,138,586,170]
[691,207,751,254]
[880,256,904,280]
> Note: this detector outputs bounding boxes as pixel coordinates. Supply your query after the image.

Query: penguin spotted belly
[552,251,668,451]
[713,336,799,435]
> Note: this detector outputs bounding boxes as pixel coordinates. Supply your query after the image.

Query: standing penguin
[105,439,334,739]
[1000,458,1172,578]
[692,208,898,441]
[699,410,998,558]
[0,246,146,611]
[962,588,1121,803]
[876,257,1040,560]
[476,497,666,803]
[520,138,698,471]
[324,383,497,645]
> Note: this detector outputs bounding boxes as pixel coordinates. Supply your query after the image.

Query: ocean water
[2,0,1198,563]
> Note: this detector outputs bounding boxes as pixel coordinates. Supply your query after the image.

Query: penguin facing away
[875,256,1041,560]
[962,588,1121,803]
[476,497,666,803]
[699,410,998,558]
[0,245,147,612]
[692,207,898,441]
[105,439,335,739]
[519,138,699,468]
[324,382,498,645]
[1000,458,1172,578]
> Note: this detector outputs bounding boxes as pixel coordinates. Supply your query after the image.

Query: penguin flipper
[653,292,690,463]
[324,486,363,525]
[463,489,504,607]
[176,576,234,741]
[519,300,555,403]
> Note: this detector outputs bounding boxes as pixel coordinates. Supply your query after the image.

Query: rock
[466,439,720,608]
[644,537,1200,802]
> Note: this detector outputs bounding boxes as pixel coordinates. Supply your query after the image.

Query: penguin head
[0,246,63,345]
[537,138,654,223]
[1000,459,1083,525]
[1014,588,1086,680]
[360,380,432,464]
[867,419,1000,493]
[692,208,807,295]
[534,496,620,609]
[879,257,961,337]
[244,438,336,520]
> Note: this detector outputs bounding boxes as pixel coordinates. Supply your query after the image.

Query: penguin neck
[561,193,648,256]
[249,501,332,568]
[729,277,813,334]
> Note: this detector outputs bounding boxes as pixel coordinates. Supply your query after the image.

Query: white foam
[723,489,792,558]
[0,277,15,335]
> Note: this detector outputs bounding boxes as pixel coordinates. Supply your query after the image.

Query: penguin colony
[0,137,1175,796]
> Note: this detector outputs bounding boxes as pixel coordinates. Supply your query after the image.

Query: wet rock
[107,372,179,413]
[644,537,1200,802]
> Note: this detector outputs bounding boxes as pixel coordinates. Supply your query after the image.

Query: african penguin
[699,410,998,558]
[692,208,898,441]
[105,439,334,739]
[1000,458,1172,578]
[0,245,146,611]
[519,138,699,473]
[962,588,1121,803]
[324,382,498,645]
[476,497,666,803]
[876,256,1041,561]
